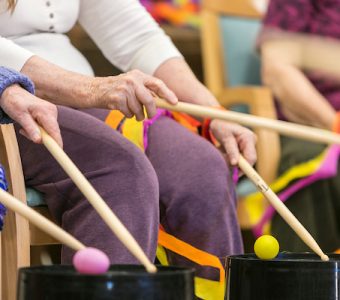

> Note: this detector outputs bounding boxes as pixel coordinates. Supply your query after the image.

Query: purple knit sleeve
[0,66,35,124]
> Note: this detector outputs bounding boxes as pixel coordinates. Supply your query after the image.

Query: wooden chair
[0,124,58,300]
[200,0,281,228]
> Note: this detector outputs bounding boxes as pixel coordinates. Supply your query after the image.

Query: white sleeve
[78,0,183,75]
[0,36,34,71]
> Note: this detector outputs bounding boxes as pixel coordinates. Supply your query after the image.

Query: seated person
[258,0,340,252]
[0,0,256,279]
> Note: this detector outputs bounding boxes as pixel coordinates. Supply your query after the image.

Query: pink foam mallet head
[73,247,110,274]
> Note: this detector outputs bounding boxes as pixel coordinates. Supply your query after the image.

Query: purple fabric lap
[253,145,340,237]
[16,106,242,280]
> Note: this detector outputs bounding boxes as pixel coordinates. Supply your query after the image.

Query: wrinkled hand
[0,84,62,147]
[209,119,257,166]
[89,69,178,121]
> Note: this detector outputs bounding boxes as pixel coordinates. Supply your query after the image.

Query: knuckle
[117,83,130,93]
[130,69,142,76]
[125,111,134,118]
[123,76,134,85]
[110,94,121,103]
[153,78,164,86]
[46,103,58,114]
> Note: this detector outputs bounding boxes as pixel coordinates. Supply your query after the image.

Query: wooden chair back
[200,0,280,191]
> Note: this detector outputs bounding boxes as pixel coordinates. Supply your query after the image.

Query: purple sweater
[0,66,35,123]
[258,0,340,120]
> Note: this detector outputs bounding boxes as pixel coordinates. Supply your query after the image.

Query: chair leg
[1,211,30,300]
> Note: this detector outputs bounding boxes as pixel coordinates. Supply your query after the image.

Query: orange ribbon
[158,228,226,283]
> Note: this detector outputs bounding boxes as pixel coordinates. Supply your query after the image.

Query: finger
[238,135,257,166]
[222,134,240,166]
[127,93,145,121]
[135,87,157,119]
[17,114,42,144]
[108,97,134,118]
[36,113,63,148]
[144,77,178,105]
[19,128,32,141]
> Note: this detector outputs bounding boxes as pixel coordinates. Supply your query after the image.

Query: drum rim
[18,264,195,278]
[227,252,340,264]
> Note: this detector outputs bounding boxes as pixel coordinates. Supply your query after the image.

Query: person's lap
[16,105,242,275]
[272,137,340,252]
[16,105,160,263]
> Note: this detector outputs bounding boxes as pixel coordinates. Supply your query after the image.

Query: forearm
[20,55,94,108]
[263,58,336,130]
[154,57,219,106]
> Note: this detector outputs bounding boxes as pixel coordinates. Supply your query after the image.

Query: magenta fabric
[143,108,171,150]
[259,0,340,119]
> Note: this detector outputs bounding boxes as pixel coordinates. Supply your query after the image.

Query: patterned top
[258,0,340,119]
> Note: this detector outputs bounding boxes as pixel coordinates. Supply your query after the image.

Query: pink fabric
[143,108,172,150]
[232,168,239,185]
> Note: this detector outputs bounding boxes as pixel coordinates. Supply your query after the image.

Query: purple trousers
[16,106,243,279]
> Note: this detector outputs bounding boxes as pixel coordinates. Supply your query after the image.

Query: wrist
[1,84,21,100]
[84,76,102,108]
[0,67,34,125]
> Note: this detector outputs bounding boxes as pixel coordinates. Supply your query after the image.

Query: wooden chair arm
[0,125,27,200]
[218,86,281,183]
[0,124,30,300]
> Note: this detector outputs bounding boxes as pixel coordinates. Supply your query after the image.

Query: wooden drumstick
[155,98,340,145]
[0,188,85,251]
[238,155,329,261]
[39,127,157,273]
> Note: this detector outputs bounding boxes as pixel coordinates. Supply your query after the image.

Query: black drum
[226,253,340,300]
[17,265,194,300]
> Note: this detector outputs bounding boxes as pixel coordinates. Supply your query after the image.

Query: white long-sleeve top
[0,0,182,75]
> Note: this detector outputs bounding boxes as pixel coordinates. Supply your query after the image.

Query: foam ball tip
[73,247,110,274]
[254,235,280,260]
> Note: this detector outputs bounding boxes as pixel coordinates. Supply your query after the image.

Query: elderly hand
[0,84,62,147]
[89,69,178,121]
[209,119,257,166]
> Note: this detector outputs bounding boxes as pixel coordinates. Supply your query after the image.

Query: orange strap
[332,112,340,133]
[105,110,125,130]
[158,228,226,283]
[171,111,201,134]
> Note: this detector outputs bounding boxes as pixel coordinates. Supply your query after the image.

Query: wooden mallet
[39,127,157,273]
